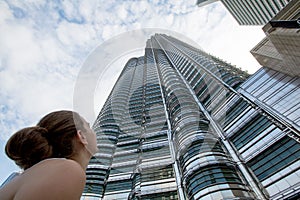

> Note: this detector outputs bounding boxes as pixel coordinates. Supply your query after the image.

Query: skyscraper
[197,0,291,25]
[82,34,300,199]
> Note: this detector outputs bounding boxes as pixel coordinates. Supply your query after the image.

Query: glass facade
[196,0,291,25]
[237,67,300,199]
[221,0,291,25]
[82,34,300,200]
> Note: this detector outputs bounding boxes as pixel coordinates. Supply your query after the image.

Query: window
[142,191,178,200]
[186,165,242,197]
[142,165,174,182]
[247,136,300,181]
[223,98,249,127]
[230,114,272,149]
[179,139,224,168]
[105,179,132,192]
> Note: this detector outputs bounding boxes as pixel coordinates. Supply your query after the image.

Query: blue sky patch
[12,6,26,19]
[5,1,27,19]
[58,9,86,24]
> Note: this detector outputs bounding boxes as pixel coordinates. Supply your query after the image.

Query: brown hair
[5,110,86,169]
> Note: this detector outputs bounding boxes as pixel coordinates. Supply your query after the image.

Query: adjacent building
[196,0,292,25]
[196,0,218,7]
[0,172,22,188]
[82,34,300,199]
[251,0,300,77]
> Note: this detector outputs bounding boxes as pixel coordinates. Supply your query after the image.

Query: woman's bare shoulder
[15,159,86,200]
[27,158,85,180]
[42,158,85,172]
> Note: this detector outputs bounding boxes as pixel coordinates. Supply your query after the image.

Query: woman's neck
[71,149,92,171]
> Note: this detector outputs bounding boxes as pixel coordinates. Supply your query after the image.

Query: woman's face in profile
[81,117,98,155]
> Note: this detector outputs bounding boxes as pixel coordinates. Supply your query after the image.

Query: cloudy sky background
[0,0,265,183]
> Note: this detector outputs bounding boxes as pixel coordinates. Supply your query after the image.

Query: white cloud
[130,1,148,14]
[0,1,13,24]
[165,14,174,25]
[0,2,79,141]
[78,1,98,23]
[0,25,42,70]
[102,24,127,40]
[60,1,82,22]
[56,22,97,48]
[39,37,71,64]
[117,4,128,20]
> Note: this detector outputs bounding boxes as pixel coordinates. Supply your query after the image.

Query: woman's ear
[77,130,88,145]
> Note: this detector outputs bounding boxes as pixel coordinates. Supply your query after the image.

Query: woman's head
[5,110,97,169]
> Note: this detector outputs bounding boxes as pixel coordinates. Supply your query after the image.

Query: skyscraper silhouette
[82,34,300,200]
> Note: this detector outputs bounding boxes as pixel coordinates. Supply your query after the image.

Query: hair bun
[5,126,53,169]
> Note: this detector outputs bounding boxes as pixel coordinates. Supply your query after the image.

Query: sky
[0,0,266,184]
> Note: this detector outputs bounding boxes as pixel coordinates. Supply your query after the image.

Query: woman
[0,110,98,200]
